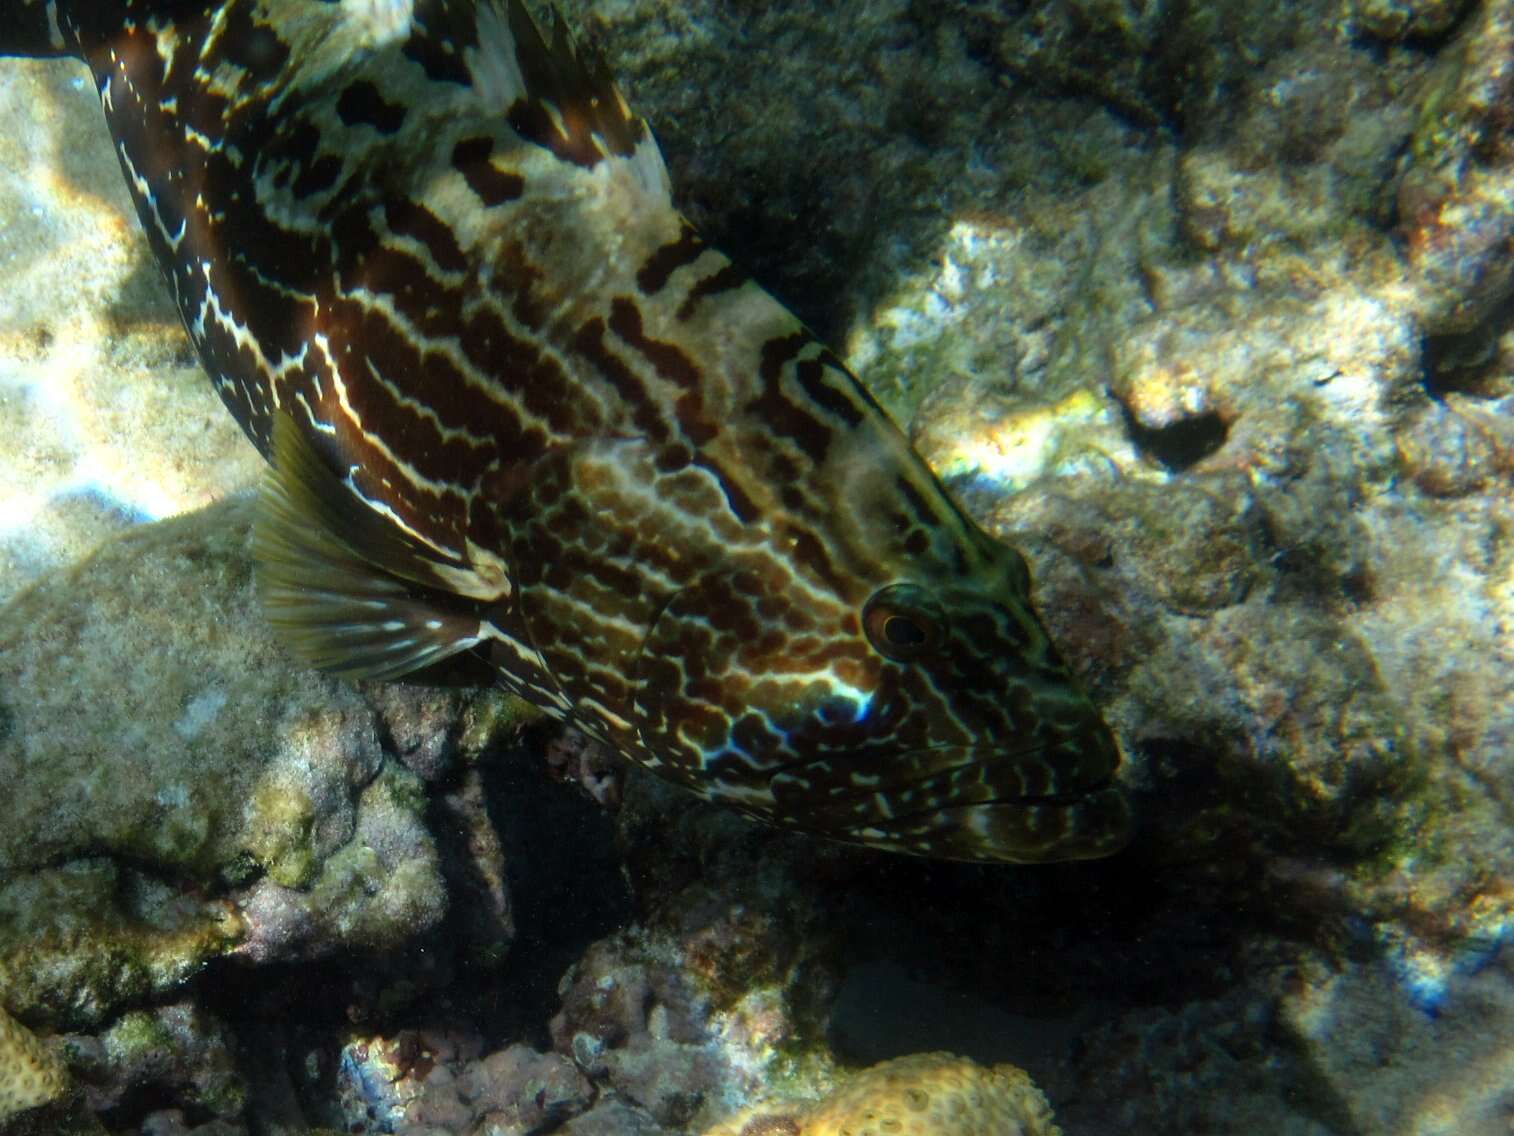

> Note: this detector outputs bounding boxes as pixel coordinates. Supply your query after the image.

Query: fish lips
[766,741,1132,864]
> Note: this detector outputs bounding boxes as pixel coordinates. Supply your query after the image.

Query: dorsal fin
[252,413,487,681]
[472,0,671,195]
[505,0,642,155]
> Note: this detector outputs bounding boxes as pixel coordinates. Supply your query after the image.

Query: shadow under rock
[1422,285,1514,400]
[615,0,1162,351]
[474,722,635,1049]
[186,725,633,1131]
[820,750,1323,1070]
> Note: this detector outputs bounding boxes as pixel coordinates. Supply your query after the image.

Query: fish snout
[766,733,1131,864]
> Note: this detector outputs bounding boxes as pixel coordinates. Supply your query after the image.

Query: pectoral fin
[252,413,488,681]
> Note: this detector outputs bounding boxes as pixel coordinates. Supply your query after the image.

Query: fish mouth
[766,743,1131,864]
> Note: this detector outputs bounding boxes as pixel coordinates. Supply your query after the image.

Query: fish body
[4,0,1130,861]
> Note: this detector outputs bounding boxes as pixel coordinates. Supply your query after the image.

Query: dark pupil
[883,614,927,648]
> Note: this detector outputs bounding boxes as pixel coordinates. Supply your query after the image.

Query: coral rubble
[702,1052,1060,1136]
[0,0,1511,1132]
[0,499,505,1027]
[0,1007,66,1122]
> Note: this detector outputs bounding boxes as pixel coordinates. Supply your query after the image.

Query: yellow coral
[704,1052,1060,1136]
[0,1006,67,1121]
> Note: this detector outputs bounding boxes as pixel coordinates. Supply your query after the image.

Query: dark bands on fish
[637,225,707,295]
[337,80,409,134]
[452,136,526,205]
[1,0,1132,864]
[676,261,749,322]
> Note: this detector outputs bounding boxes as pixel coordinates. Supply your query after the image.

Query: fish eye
[863,584,946,661]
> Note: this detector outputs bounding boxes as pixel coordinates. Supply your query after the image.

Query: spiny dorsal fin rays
[253,412,487,681]
[479,0,671,196]
[499,0,637,153]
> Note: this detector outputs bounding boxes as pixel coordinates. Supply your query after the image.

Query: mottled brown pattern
[452,136,526,204]
[5,0,1133,862]
[637,223,706,294]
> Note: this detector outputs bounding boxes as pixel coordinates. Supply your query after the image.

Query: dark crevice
[820,795,1270,1082]
[1116,398,1230,470]
[185,725,636,1129]
[1350,0,1482,52]
[476,722,634,1049]
[1139,736,1227,805]
[99,1089,218,1133]
[1422,315,1514,400]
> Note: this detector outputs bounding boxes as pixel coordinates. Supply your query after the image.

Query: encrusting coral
[703,1051,1060,1136]
[0,1005,67,1121]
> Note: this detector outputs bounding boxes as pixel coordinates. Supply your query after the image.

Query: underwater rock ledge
[0,0,1511,1132]
[0,497,502,1030]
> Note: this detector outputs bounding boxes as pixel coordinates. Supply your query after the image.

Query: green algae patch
[242,775,318,889]
[0,861,245,1031]
[458,687,539,760]
[371,762,427,819]
[99,1005,248,1120]
[305,845,438,953]
[102,1010,173,1068]
[0,500,454,1020]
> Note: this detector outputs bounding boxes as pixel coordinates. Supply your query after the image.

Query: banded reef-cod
[1,0,1130,863]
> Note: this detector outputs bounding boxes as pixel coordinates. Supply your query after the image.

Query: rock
[702,1052,1060,1136]
[0,58,261,606]
[558,1098,669,1136]
[550,935,729,1128]
[74,1003,245,1123]
[1352,0,1471,40]
[548,897,830,1133]
[1400,0,1514,347]
[0,1007,66,1123]
[456,1044,591,1132]
[139,1112,245,1136]
[0,499,470,1026]
[329,1032,593,1136]
[1039,937,1514,1136]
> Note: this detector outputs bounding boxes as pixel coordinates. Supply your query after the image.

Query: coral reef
[0,1007,66,1122]
[0,0,1512,1132]
[70,1003,246,1125]
[323,1030,607,1135]
[0,499,510,1026]
[548,930,784,1130]
[830,0,1514,996]
[1023,934,1514,1135]
[702,1052,1060,1136]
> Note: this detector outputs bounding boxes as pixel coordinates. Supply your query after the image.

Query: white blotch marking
[341,0,415,45]
[174,689,227,739]
[466,2,527,107]
[155,783,191,809]
[44,2,65,50]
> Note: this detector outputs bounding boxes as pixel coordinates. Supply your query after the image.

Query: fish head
[631,501,1130,864]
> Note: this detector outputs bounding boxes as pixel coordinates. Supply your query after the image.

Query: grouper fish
[2,0,1130,862]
